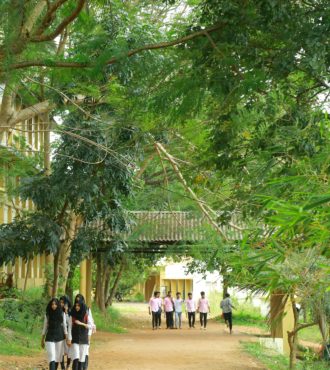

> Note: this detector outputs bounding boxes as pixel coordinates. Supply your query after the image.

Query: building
[0,91,51,289]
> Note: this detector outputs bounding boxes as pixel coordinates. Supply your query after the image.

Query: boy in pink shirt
[148,291,162,330]
[185,292,196,328]
[197,291,210,330]
[163,291,174,329]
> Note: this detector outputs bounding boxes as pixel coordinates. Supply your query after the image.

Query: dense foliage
[0,2,329,366]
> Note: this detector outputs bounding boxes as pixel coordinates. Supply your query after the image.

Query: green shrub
[0,286,20,299]
[0,287,46,356]
[129,292,145,303]
[91,304,126,333]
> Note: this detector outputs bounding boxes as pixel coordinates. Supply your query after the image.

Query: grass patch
[92,304,127,333]
[0,327,41,356]
[299,325,323,343]
[210,292,267,330]
[0,287,46,356]
[232,305,267,329]
[242,341,329,370]
[112,302,142,315]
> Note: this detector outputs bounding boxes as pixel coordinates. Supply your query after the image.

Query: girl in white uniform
[67,300,93,370]
[74,294,96,370]
[60,295,72,370]
[41,298,67,370]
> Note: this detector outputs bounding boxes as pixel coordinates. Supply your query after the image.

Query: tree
[0,107,137,297]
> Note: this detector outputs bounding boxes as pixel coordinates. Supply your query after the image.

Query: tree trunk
[106,259,125,307]
[52,251,60,297]
[221,264,229,299]
[95,253,106,312]
[104,267,112,304]
[288,330,297,370]
[58,213,82,294]
[23,259,30,291]
[288,294,299,369]
[65,266,75,303]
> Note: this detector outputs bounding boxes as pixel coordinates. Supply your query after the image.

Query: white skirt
[45,340,65,363]
[69,343,89,362]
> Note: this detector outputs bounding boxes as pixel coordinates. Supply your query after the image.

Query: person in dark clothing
[197,291,210,330]
[41,298,67,370]
[148,291,162,330]
[220,293,235,334]
[185,292,196,328]
[164,291,174,329]
[73,294,96,370]
[67,301,92,370]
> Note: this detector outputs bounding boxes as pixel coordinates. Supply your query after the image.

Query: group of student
[149,291,235,333]
[41,293,96,370]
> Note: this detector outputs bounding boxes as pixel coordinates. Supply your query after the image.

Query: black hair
[200,291,205,295]
[60,295,72,310]
[74,293,86,304]
[46,298,63,323]
[153,291,158,297]
[188,292,192,295]
[176,292,181,295]
[167,291,171,295]
[71,300,88,322]
[225,293,230,298]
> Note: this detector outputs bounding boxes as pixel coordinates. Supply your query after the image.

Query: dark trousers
[72,359,84,370]
[165,311,174,328]
[152,311,161,328]
[188,312,195,327]
[224,312,233,331]
[61,356,71,370]
[200,312,207,328]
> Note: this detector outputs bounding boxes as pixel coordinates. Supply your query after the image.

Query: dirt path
[0,303,266,370]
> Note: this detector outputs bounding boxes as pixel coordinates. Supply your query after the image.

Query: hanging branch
[7,23,224,71]
[154,142,228,241]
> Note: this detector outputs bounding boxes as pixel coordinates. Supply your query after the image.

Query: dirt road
[0,303,266,370]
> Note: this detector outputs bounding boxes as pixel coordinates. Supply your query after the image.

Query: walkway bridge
[90,211,244,253]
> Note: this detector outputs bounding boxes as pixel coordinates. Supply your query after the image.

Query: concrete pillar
[270,294,295,355]
[86,258,92,307]
[39,253,45,278]
[43,115,51,175]
[80,259,87,300]
[33,255,38,279]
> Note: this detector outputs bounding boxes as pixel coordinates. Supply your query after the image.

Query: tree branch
[155,142,229,241]
[21,0,48,37]
[31,0,86,42]
[33,0,69,37]
[8,23,224,70]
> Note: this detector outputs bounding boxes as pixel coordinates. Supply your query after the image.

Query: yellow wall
[270,294,295,355]
[0,115,50,289]
[141,269,193,301]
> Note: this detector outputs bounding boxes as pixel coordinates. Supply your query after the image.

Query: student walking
[197,291,210,330]
[220,293,235,334]
[149,291,162,330]
[60,296,72,370]
[164,291,174,329]
[156,292,163,328]
[73,294,96,370]
[41,298,68,370]
[185,292,196,328]
[174,292,184,329]
[67,300,93,370]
